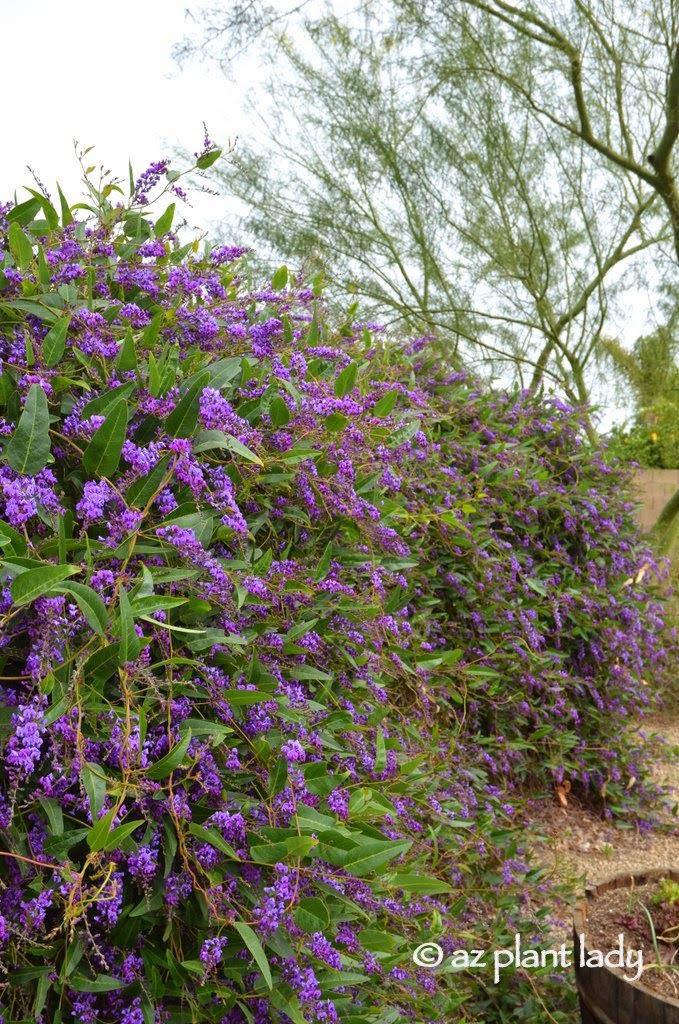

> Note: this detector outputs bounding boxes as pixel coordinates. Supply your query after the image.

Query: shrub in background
[0,153,670,1024]
[605,397,679,470]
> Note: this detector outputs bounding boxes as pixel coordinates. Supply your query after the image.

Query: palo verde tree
[175,0,674,415]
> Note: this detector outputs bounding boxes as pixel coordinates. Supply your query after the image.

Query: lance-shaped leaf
[154,202,175,237]
[115,327,138,372]
[5,383,51,475]
[146,728,192,780]
[165,371,210,438]
[193,429,262,465]
[10,564,79,606]
[233,921,272,990]
[81,382,136,420]
[54,581,108,635]
[82,400,128,478]
[126,453,172,508]
[117,586,141,663]
[8,222,34,272]
[341,838,412,876]
[42,315,71,366]
[334,361,357,397]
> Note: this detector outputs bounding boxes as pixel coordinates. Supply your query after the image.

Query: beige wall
[632,469,679,532]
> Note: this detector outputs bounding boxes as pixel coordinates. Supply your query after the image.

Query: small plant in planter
[575,870,679,1023]
[638,878,679,954]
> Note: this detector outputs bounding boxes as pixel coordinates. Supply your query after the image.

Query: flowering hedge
[0,157,670,1023]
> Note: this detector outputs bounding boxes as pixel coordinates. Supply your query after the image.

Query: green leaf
[154,203,175,238]
[233,921,272,989]
[165,371,210,438]
[269,396,290,427]
[55,580,107,635]
[1,298,58,321]
[130,596,189,614]
[286,664,331,682]
[57,183,74,226]
[192,430,263,465]
[138,616,206,635]
[249,840,291,864]
[374,726,386,774]
[284,835,317,858]
[43,693,70,726]
[64,939,85,978]
[83,643,121,685]
[334,361,357,398]
[34,972,51,1017]
[82,762,107,819]
[5,383,52,475]
[196,148,222,170]
[180,960,206,975]
[0,521,27,555]
[285,618,318,642]
[294,897,330,933]
[117,586,141,663]
[268,990,307,1024]
[341,839,412,876]
[129,891,164,917]
[325,412,348,431]
[389,873,453,895]
[69,973,124,993]
[188,823,241,860]
[306,318,319,344]
[101,819,145,852]
[146,728,192,780]
[191,355,242,390]
[389,419,421,447]
[39,796,64,836]
[8,222,34,271]
[314,541,333,582]
[10,564,78,606]
[116,327,138,372]
[82,399,128,478]
[126,453,172,508]
[7,197,41,225]
[42,315,71,366]
[271,265,288,290]
[253,547,273,575]
[37,245,51,287]
[87,807,117,852]
[81,382,136,420]
[221,689,276,706]
[178,719,233,741]
[268,758,288,796]
[373,390,398,417]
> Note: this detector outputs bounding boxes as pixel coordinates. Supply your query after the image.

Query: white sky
[0,0,250,234]
[0,0,655,427]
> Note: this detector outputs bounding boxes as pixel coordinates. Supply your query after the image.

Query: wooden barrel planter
[574,869,679,1024]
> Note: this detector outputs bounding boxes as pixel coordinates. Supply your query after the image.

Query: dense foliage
[605,420,679,470]
[0,156,670,1024]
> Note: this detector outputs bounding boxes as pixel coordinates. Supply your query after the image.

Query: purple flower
[281,739,306,763]
[76,479,112,524]
[308,931,342,969]
[6,698,46,779]
[200,935,228,970]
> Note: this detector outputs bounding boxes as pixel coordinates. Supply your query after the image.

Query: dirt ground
[529,717,679,888]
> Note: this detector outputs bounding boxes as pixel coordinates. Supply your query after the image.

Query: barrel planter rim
[573,867,679,1019]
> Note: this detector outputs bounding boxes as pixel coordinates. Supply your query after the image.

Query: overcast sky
[1,0,248,235]
[0,0,651,426]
